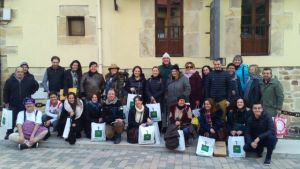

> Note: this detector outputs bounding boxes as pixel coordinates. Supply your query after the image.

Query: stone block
[270,30,284,56]
[281,80,291,91]
[230,0,241,8]
[57,17,67,36]
[279,71,289,75]
[140,0,154,18]
[184,33,199,57]
[295,99,300,110]
[291,69,300,75]
[4,26,22,38]
[85,16,96,36]
[225,17,241,56]
[184,12,199,33]
[59,5,89,16]
[139,29,155,57]
[271,1,284,15]
[142,18,155,29]
[184,0,203,11]
[292,92,300,98]
[292,80,298,86]
[271,13,293,30]
[1,46,17,55]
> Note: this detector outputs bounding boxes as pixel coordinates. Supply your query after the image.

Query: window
[155,0,183,57]
[67,16,85,36]
[241,0,269,56]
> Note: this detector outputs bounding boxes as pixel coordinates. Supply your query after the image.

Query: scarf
[205,110,212,127]
[71,71,78,88]
[64,99,83,120]
[184,69,196,78]
[105,97,118,105]
[135,105,145,123]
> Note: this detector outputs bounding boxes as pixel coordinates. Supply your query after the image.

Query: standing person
[83,93,102,139]
[184,62,202,109]
[104,64,126,102]
[20,62,35,80]
[205,59,231,120]
[127,96,152,144]
[8,97,48,150]
[199,98,222,139]
[244,103,277,165]
[102,89,124,144]
[158,52,173,85]
[124,66,147,100]
[233,55,248,92]
[260,67,284,117]
[226,63,243,109]
[57,93,83,144]
[244,64,262,108]
[64,60,82,96]
[42,56,65,94]
[3,67,39,139]
[166,64,191,126]
[80,61,105,99]
[201,65,212,101]
[227,98,250,136]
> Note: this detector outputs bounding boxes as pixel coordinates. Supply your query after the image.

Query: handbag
[127,128,138,143]
[273,113,288,136]
[228,136,246,158]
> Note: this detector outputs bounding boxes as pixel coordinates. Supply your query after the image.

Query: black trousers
[6,106,24,135]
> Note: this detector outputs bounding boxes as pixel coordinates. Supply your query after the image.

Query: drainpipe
[96,0,103,73]
[210,0,220,60]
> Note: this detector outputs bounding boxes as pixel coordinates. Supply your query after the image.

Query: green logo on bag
[150,108,157,118]
[144,130,151,141]
[201,141,209,152]
[233,141,241,153]
[130,101,134,108]
[95,127,102,137]
[2,117,5,125]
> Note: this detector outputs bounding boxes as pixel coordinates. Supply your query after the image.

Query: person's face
[227,66,235,75]
[89,64,98,73]
[91,94,98,103]
[262,70,272,81]
[107,90,116,101]
[71,62,79,71]
[233,58,242,66]
[203,67,210,75]
[110,68,118,75]
[133,68,141,77]
[68,95,75,104]
[185,64,194,71]
[52,59,60,68]
[177,99,185,106]
[204,100,212,110]
[21,65,29,73]
[249,66,256,74]
[236,99,245,109]
[25,103,35,112]
[171,69,178,78]
[152,68,159,77]
[135,98,143,107]
[213,60,222,70]
[15,67,24,79]
[49,94,58,104]
[252,104,263,118]
[162,58,170,65]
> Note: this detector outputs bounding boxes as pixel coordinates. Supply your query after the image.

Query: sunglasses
[186,66,193,69]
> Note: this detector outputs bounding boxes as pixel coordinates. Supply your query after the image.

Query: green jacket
[260,78,284,117]
[159,63,173,84]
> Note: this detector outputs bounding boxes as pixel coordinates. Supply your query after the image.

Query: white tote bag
[62,118,71,139]
[176,130,186,152]
[91,122,106,142]
[228,136,246,158]
[1,108,13,129]
[122,105,129,125]
[153,122,161,144]
[126,94,138,109]
[196,136,215,157]
[138,125,155,145]
[146,103,162,122]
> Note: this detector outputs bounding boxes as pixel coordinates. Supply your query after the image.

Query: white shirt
[45,100,62,123]
[16,109,43,125]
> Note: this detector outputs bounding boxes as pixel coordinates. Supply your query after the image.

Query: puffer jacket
[145,75,165,103]
[166,74,191,106]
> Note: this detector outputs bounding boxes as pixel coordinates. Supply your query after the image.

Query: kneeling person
[9,97,48,150]
[244,102,277,165]
[102,89,124,144]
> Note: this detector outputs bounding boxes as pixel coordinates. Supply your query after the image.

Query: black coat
[145,75,165,103]
[102,100,123,124]
[63,69,82,96]
[227,108,250,132]
[244,112,276,144]
[3,75,39,108]
[246,78,261,108]
[125,74,147,97]
[84,101,102,123]
[128,106,149,129]
[228,76,243,107]
[43,66,65,92]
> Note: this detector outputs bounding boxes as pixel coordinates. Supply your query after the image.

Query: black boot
[68,127,76,145]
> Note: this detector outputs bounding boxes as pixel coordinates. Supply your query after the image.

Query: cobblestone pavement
[0,145,298,169]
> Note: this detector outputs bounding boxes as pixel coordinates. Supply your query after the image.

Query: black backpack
[164,124,180,150]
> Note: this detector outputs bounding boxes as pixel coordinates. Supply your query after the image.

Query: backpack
[164,124,180,150]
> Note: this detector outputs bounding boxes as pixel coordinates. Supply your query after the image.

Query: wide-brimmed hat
[108,64,120,70]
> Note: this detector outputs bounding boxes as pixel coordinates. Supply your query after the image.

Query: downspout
[210,0,220,60]
[96,0,103,73]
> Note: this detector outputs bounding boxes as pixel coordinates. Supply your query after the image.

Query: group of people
[2,53,284,165]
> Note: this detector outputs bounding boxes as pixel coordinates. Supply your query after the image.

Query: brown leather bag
[127,128,138,143]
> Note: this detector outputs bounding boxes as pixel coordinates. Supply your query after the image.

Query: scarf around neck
[64,99,83,120]
[135,105,145,123]
[184,69,196,78]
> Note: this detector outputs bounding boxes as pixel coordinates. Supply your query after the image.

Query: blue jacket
[199,109,223,132]
[235,63,248,92]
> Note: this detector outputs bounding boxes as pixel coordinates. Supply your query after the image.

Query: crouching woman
[9,97,48,150]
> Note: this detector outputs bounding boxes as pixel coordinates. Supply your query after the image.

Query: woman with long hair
[63,60,82,96]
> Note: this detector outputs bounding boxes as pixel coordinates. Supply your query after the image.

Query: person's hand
[277,110,282,114]
[69,112,75,117]
[226,101,230,107]
[130,87,136,92]
[236,130,243,136]
[72,123,76,127]
[150,96,156,103]
[254,137,260,143]
[210,128,215,134]
[44,120,51,127]
[4,103,9,108]
[147,118,153,125]
[29,135,35,145]
[251,142,258,149]
[115,118,123,123]
[230,130,237,136]
[175,121,181,126]
[195,100,200,107]
[141,123,146,127]
[98,118,103,123]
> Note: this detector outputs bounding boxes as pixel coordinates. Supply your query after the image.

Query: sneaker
[114,137,121,144]
[4,134,9,140]
[31,142,39,148]
[18,144,29,150]
[264,158,271,165]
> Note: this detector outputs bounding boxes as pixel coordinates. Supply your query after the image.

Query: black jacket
[3,75,39,108]
[227,108,250,132]
[228,76,243,107]
[145,75,165,103]
[246,78,261,108]
[43,66,65,92]
[64,69,82,96]
[244,112,276,144]
[84,101,102,123]
[125,74,147,96]
[205,70,231,102]
[128,106,149,129]
[102,100,123,124]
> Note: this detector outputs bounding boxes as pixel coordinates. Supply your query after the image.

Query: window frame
[67,16,85,37]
